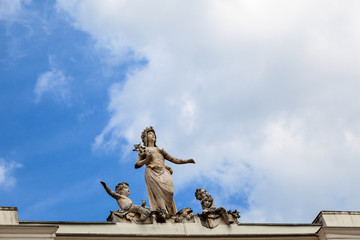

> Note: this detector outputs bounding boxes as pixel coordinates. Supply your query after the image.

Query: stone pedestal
[0,207,18,225]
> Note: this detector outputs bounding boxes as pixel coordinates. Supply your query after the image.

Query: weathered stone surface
[107,207,195,224]
[134,126,195,215]
[100,127,243,228]
[0,207,19,225]
[170,207,195,223]
[100,181,150,222]
[107,210,152,224]
[195,188,240,228]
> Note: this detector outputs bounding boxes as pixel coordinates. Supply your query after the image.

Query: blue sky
[1,0,360,223]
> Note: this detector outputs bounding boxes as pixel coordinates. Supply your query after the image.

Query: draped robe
[143,147,177,215]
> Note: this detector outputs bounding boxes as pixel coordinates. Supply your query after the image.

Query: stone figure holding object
[195,188,240,228]
[100,181,150,221]
[195,188,229,223]
[134,126,195,216]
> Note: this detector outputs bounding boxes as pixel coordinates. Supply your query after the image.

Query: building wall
[2,208,360,240]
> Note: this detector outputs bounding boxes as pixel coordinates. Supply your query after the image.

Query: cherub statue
[195,188,232,228]
[100,181,150,221]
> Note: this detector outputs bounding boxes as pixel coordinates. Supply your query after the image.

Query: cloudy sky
[1,0,360,223]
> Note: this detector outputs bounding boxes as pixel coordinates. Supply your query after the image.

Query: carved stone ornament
[170,207,195,223]
[106,207,195,224]
[100,126,240,228]
[107,209,152,224]
[195,188,241,229]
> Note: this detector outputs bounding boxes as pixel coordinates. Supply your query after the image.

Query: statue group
[101,126,240,228]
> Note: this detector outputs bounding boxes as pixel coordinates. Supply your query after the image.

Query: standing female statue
[134,126,195,215]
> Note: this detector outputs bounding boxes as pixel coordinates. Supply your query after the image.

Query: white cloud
[0,158,22,189]
[34,57,72,104]
[58,0,360,222]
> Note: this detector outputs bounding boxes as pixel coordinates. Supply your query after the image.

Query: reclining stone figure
[100,181,150,222]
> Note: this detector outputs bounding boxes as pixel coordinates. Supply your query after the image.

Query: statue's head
[115,182,130,196]
[202,195,214,208]
[141,126,157,147]
[195,188,208,200]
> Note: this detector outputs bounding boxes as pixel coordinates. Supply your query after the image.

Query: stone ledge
[313,211,360,227]
[20,220,321,237]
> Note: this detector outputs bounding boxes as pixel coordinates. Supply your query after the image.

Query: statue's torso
[146,147,165,169]
[117,197,133,211]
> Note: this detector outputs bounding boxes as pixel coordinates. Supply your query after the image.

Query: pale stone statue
[134,126,195,216]
[195,188,240,228]
[100,181,150,221]
[99,126,239,228]
[171,207,195,223]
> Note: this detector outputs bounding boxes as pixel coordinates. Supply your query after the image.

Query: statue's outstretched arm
[161,149,195,164]
[100,181,120,199]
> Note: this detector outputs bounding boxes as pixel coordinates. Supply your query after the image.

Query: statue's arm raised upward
[100,181,121,200]
[161,148,195,164]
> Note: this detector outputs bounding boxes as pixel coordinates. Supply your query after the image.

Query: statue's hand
[138,150,147,159]
[133,143,146,156]
[100,181,106,187]
[187,159,195,164]
[165,165,173,175]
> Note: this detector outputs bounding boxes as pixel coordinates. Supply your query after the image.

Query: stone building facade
[1,207,360,240]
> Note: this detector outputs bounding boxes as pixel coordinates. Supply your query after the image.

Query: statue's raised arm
[100,181,150,221]
[134,126,195,216]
